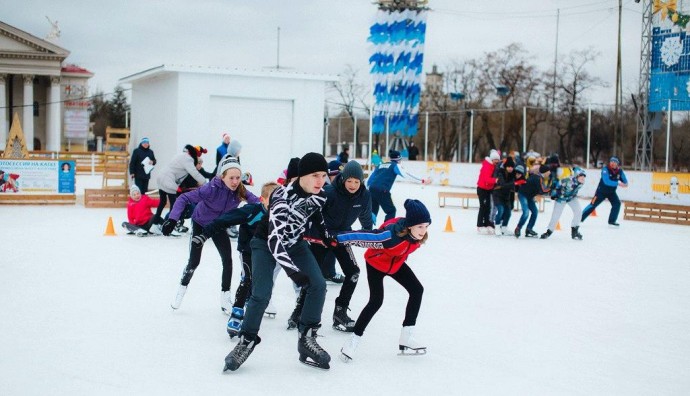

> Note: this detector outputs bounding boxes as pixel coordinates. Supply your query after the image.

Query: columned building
[0,21,92,151]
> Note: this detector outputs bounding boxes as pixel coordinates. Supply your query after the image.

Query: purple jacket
[169,177,260,227]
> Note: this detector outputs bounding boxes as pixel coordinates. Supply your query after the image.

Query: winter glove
[161,219,177,236]
[192,234,209,247]
[289,271,310,288]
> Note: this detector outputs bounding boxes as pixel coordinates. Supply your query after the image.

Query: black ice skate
[298,324,331,370]
[223,334,261,372]
[332,305,355,332]
[525,229,538,238]
[571,226,583,240]
[540,229,553,239]
[287,289,306,330]
[514,227,521,238]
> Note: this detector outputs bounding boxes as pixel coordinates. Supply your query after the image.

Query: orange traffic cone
[591,208,598,217]
[555,221,562,231]
[104,216,117,236]
[443,216,454,232]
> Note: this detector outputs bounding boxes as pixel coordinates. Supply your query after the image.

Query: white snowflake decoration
[661,36,683,67]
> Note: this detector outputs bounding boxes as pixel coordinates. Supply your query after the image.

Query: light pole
[450,92,465,162]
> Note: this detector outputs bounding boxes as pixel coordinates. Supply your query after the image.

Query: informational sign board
[0,159,75,194]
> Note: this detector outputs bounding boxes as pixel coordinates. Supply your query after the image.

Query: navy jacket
[202,203,266,252]
[321,173,373,233]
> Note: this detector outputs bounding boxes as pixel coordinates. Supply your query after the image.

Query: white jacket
[157,152,207,194]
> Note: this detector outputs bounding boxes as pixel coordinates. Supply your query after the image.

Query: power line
[0,87,131,110]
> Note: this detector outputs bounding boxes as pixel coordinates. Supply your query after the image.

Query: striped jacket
[267,182,327,276]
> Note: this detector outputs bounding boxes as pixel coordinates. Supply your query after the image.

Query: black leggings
[477,187,493,227]
[153,190,178,224]
[179,221,234,291]
[353,262,423,336]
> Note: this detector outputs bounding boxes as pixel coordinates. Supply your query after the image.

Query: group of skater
[476,149,629,240]
[124,135,433,372]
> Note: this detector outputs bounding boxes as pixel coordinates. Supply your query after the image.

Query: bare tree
[328,65,371,151]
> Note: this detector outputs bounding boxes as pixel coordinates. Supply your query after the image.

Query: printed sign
[0,159,75,194]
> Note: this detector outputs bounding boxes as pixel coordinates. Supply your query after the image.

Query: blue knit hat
[609,156,620,165]
[328,160,343,176]
[389,150,401,162]
[140,137,150,144]
[404,199,431,226]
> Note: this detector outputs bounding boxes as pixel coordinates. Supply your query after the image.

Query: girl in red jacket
[477,149,500,234]
[123,185,160,235]
[335,199,431,362]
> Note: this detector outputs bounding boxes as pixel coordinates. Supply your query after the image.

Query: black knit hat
[539,164,550,174]
[341,160,364,182]
[285,157,301,180]
[298,152,328,177]
[404,199,431,226]
[504,157,515,168]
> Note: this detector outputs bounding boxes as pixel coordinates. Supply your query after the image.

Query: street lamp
[496,86,510,150]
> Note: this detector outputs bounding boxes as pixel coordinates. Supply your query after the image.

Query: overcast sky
[5,0,644,107]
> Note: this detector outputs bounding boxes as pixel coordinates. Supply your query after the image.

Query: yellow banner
[426,161,450,186]
[651,172,690,195]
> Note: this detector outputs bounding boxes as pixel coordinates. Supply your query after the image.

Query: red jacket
[477,158,497,190]
[358,218,422,274]
[127,195,160,226]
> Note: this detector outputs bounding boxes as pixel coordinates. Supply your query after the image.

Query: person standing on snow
[223,152,333,372]
[163,156,260,314]
[337,199,431,362]
[367,149,429,224]
[541,167,587,240]
[581,156,628,227]
[129,137,156,193]
[477,149,500,234]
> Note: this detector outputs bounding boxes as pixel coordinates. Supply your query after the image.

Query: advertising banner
[0,159,75,194]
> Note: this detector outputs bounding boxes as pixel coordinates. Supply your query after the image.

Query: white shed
[119,64,336,190]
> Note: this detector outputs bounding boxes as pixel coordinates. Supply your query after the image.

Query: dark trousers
[179,221,234,291]
[353,262,424,337]
[582,189,621,224]
[153,190,177,224]
[242,239,326,336]
[134,177,149,194]
[233,251,252,308]
[310,243,360,309]
[477,187,493,227]
[370,189,396,222]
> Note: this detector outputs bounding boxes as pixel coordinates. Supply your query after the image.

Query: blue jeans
[517,193,538,230]
[241,238,327,336]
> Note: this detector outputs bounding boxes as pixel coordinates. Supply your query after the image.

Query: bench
[438,191,545,212]
[624,201,690,226]
[438,191,478,208]
[84,188,129,208]
[0,194,76,205]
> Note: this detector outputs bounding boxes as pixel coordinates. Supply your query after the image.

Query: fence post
[424,112,429,162]
[666,99,672,172]
[522,106,527,153]
[353,114,357,159]
[91,153,96,176]
[468,110,474,163]
[586,106,592,169]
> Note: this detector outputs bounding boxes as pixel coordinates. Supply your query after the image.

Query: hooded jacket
[157,148,207,194]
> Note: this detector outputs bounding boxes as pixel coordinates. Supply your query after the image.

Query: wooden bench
[438,191,545,212]
[624,201,690,226]
[438,191,478,208]
[84,188,129,208]
[0,194,76,205]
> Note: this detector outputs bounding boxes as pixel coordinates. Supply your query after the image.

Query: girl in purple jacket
[162,157,260,313]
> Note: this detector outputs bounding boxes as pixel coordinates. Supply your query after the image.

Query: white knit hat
[219,156,242,175]
[489,149,500,161]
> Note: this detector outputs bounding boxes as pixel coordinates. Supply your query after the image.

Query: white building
[0,21,93,151]
[120,64,337,189]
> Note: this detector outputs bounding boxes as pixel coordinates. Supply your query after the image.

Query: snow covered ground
[2,179,690,395]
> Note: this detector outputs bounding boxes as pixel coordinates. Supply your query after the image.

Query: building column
[0,74,7,150]
[46,76,61,152]
[22,74,34,151]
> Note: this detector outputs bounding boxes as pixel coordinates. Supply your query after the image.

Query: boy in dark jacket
[493,157,515,236]
[514,165,551,238]
[290,161,373,332]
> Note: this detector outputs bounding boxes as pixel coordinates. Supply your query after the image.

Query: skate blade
[398,347,427,356]
[332,323,355,332]
[299,358,330,370]
[264,312,276,319]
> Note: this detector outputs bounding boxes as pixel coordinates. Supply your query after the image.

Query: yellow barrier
[426,161,450,186]
[651,172,690,196]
